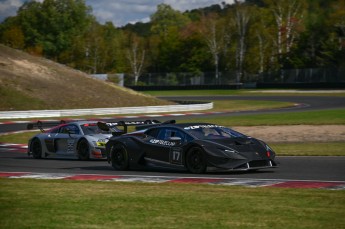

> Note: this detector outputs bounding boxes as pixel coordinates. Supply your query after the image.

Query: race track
[0,150,344,182]
[1,95,344,186]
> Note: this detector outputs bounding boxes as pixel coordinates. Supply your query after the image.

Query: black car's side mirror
[168,137,182,145]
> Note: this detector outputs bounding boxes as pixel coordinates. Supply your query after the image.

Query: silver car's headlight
[95,139,108,147]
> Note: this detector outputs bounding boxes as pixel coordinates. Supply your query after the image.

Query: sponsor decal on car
[149,139,176,146]
[184,125,221,130]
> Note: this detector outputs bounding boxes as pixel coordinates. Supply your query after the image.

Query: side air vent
[235,139,254,145]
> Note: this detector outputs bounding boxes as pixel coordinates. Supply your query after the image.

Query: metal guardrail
[0,102,213,119]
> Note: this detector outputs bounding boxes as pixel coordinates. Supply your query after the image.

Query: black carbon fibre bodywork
[104,122,278,174]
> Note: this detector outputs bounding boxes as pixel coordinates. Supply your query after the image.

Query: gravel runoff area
[233,125,345,142]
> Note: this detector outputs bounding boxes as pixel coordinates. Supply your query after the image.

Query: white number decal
[172,150,180,161]
[170,148,182,164]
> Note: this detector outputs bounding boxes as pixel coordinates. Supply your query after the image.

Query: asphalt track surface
[0,95,344,183]
[0,150,344,182]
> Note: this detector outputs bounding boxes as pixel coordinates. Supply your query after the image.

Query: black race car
[98,120,278,174]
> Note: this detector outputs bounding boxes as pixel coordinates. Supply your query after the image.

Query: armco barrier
[0,102,213,119]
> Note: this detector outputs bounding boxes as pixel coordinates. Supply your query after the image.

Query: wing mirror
[67,130,79,139]
[168,137,182,145]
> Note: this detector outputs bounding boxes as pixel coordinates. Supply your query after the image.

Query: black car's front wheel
[186,146,207,174]
[110,144,129,170]
[78,139,90,160]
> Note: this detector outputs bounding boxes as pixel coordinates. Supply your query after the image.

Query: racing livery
[99,120,278,174]
[27,120,113,160]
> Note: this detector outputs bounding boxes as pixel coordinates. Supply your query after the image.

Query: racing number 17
[170,148,182,164]
[173,150,180,161]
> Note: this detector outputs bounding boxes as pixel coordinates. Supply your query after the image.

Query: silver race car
[27,120,116,160]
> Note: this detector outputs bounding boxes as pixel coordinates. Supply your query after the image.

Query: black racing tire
[78,139,90,160]
[31,138,42,159]
[186,146,207,174]
[110,144,129,170]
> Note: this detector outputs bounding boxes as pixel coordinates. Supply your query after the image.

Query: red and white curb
[1,172,344,190]
[0,143,27,153]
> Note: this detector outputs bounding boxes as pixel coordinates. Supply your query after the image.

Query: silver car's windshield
[184,125,246,140]
[81,123,111,135]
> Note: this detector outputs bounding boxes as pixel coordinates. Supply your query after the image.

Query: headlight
[225,149,237,154]
[266,144,273,152]
[95,139,108,147]
[220,148,245,159]
[265,145,275,158]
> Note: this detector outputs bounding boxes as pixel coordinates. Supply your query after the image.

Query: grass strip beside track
[0,179,344,229]
[178,109,345,126]
[211,100,293,112]
[143,89,345,97]
[0,131,40,144]
[270,142,345,156]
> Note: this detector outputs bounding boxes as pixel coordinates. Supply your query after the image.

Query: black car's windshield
[183,125,246,140]
[81,123,111,135]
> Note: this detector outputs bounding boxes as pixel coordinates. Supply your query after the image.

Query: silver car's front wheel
[77,139,90,160]
[31,138,42,159]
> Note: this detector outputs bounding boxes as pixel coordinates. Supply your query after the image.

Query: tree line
[1,0,344,84]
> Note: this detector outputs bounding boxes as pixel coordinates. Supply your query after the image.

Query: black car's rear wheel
[186,147,207,174]
[31,138,42,159]
[110,144,129,170]
[78,139,90,160]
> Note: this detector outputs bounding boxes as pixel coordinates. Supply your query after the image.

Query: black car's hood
[199,137,268,156]
[202,137,257,147]
[198,137,273,165]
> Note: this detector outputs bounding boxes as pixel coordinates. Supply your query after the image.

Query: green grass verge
[178,109,345,126]
[0,86,47,110]
[144,89,242,96]
[143,89,345,97]
[211,100,293,112]
[270,142,345,156]
[0,179,344,229]
[0,131,39,144]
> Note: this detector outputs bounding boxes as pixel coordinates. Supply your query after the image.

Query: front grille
[233,160,275,170]
[249,160,270,168]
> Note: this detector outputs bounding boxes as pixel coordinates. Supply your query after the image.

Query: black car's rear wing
[97,119,176,135]
[135,119,176,131]
[27,120,66,132]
